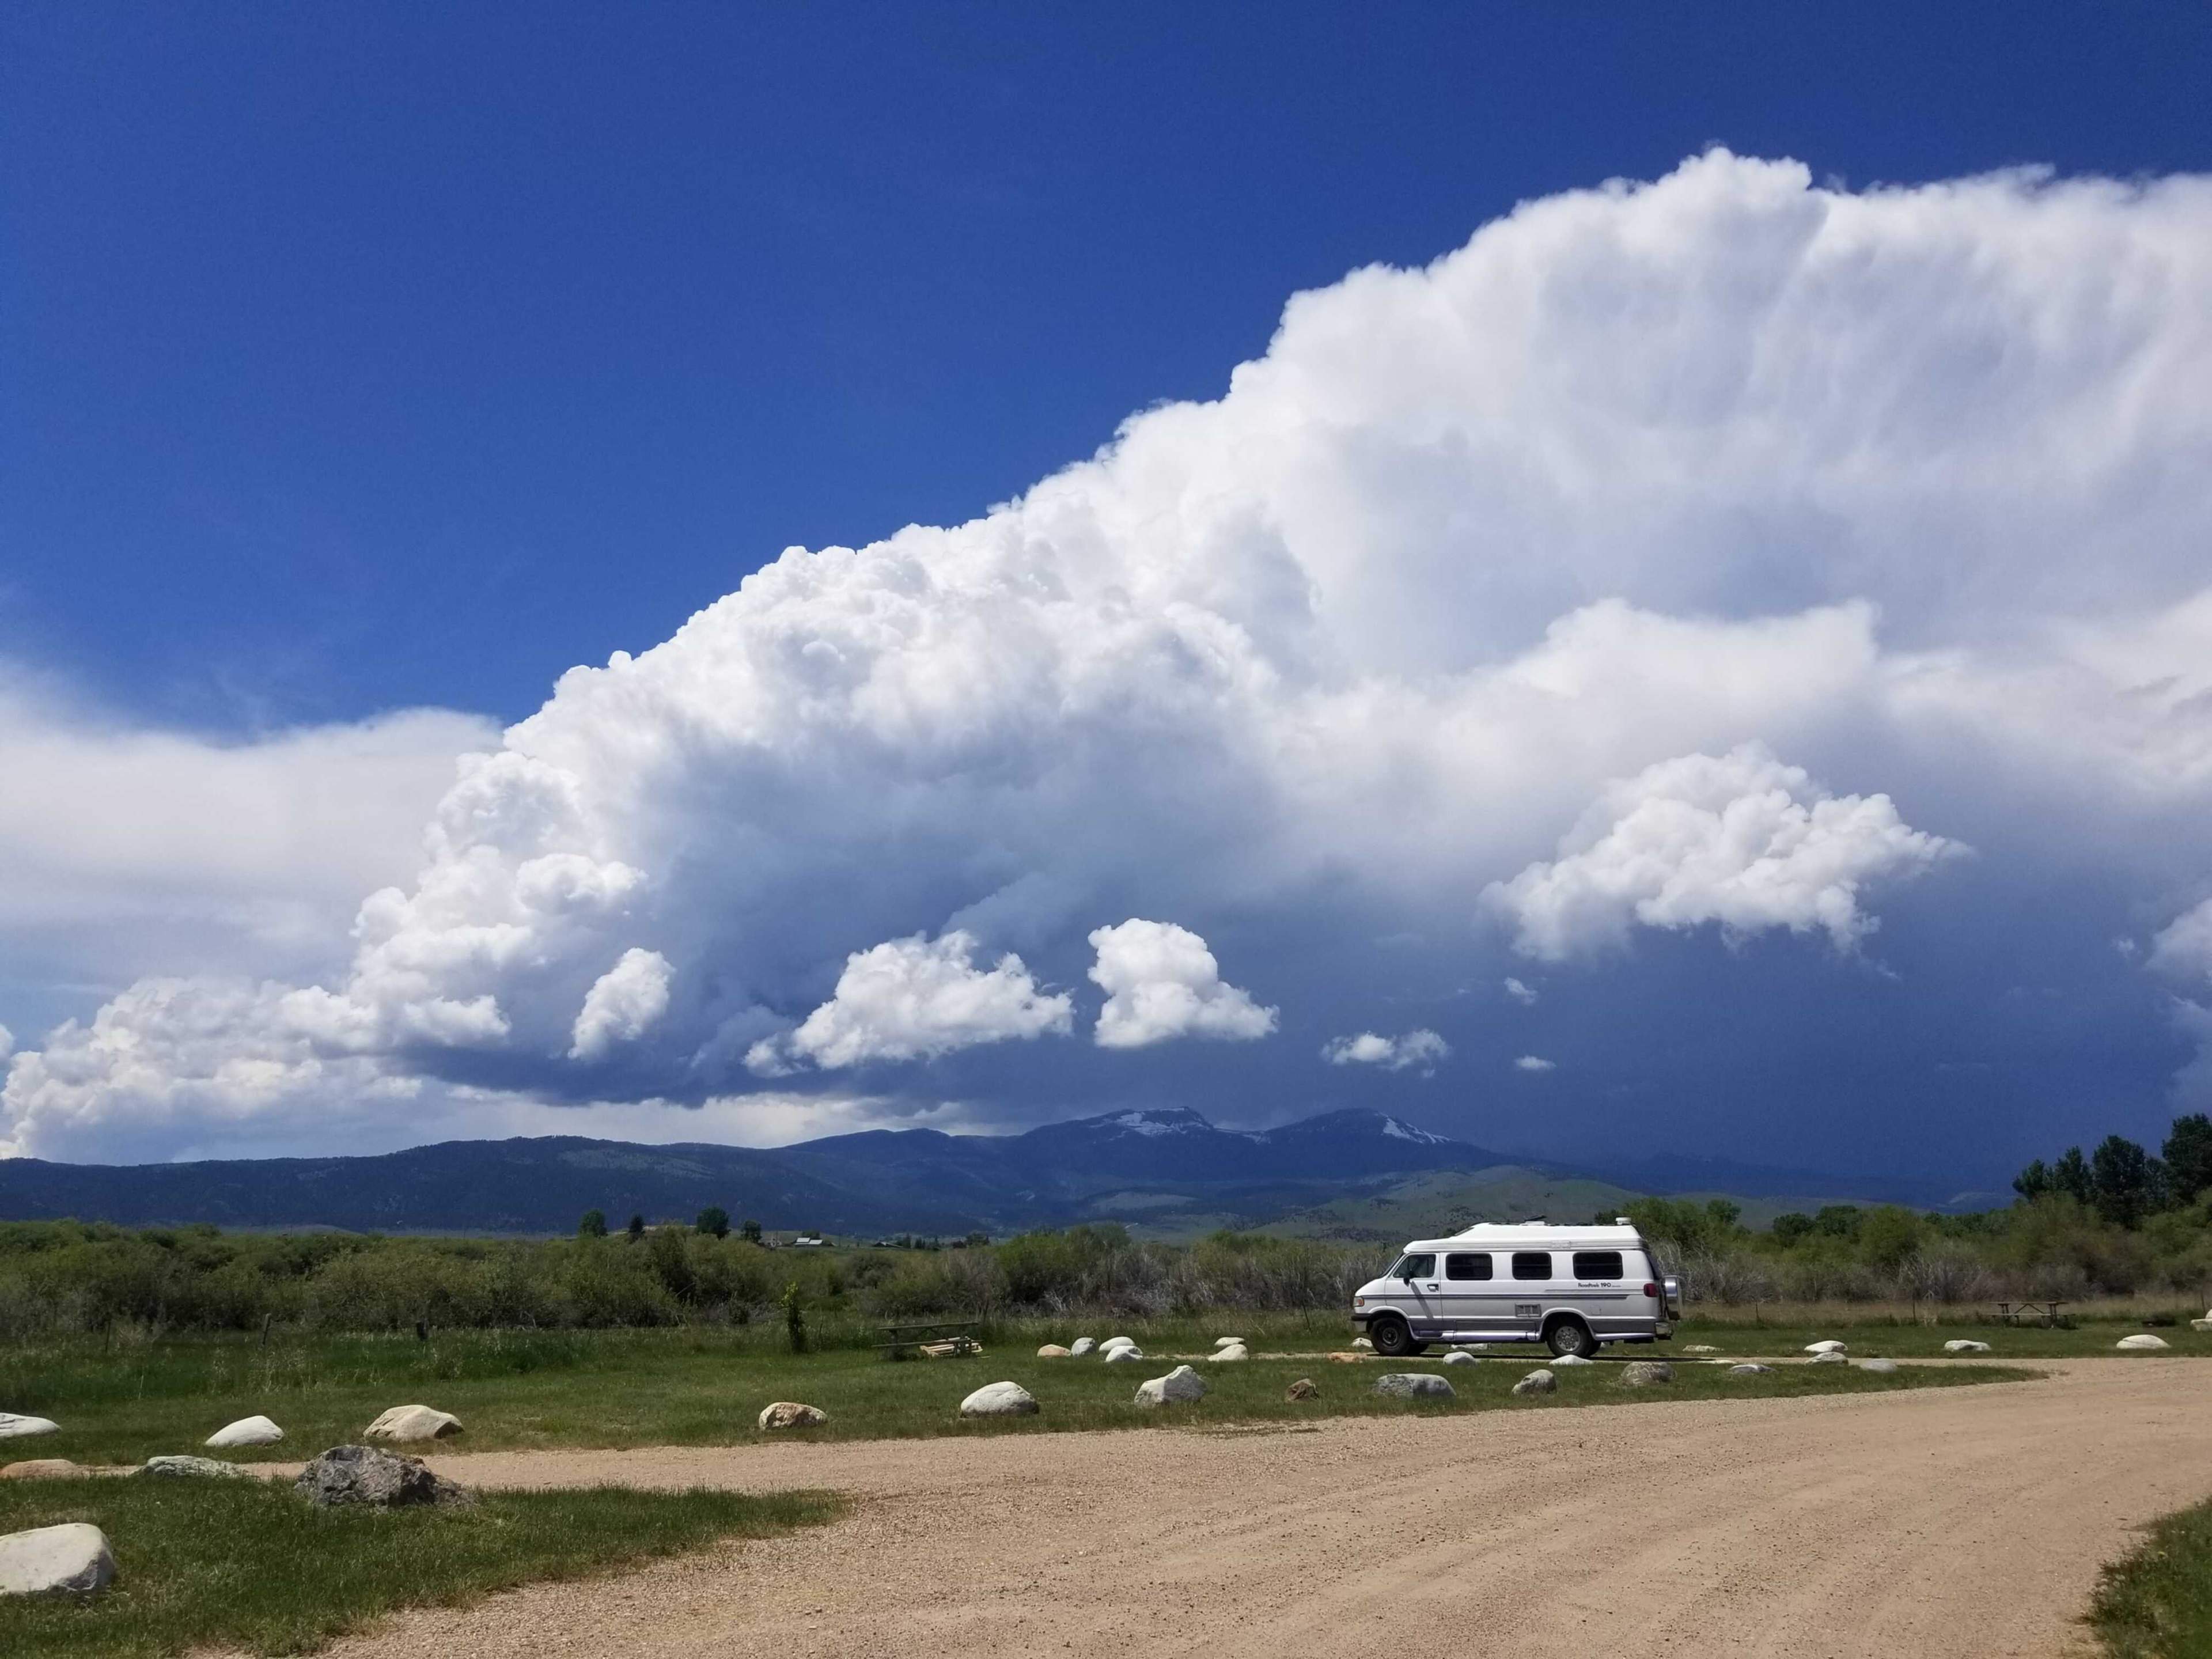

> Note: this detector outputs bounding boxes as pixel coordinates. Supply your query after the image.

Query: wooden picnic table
[1995,1300,2066,1326]
[873,1319,983,1359]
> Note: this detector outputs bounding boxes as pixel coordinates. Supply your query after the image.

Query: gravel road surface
[310,1359,2211,1658]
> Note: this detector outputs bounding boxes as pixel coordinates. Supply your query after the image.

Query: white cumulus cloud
[1088,919,1277,1049]
[748,930,1072,1073]
[1515,1055,1557,1073]
[1322,1029,1450,1074]
[569,949,675,1060]
[1485,745,1962,961]
[10,150,2212,1156]
[1503,978,1538,1005]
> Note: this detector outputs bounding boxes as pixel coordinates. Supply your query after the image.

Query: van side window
[1395,1253,1436,1279]
[1572,1251,1625,1279]
[1444,1253,1491,1281]
[1510,1251,1550,1281]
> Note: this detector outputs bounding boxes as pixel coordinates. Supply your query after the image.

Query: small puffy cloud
[1515,1055,1556,1073]
[569,949,675,1060]
[748,930,1073,1074]
[1322,1029,1450,1074]
[2151,899,2212,984]
[1088,919,1277,1049]
[1485,745,1962,961]
[0,1025,12,1066]
[1503,978,1538,1006]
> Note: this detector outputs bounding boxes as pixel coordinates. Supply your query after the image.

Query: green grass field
[0,1319,2027,1464]
[2087,1494,2212,1658]
[0,1476,839,1659]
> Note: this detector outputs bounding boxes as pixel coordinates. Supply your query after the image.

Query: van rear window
[1573,1251,1625,1279]
[1444,1253,1491,1281]
[1510,1251,1550,1281]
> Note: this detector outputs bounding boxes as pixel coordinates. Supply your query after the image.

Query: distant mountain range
[0,1105,1975,1236]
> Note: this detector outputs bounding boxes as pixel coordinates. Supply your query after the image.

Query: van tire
[1369,1315,1420,1358]
[1545,1317,1597,1360]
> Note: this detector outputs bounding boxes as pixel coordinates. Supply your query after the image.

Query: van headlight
[1353,1296,1365,1308]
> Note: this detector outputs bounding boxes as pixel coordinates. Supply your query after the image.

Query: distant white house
[791,1233,828,1248]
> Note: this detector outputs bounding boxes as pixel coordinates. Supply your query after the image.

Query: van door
[1506,1250,1552,1338]
[1441,1251,1491,1331]
[1392,1252,1442,1336]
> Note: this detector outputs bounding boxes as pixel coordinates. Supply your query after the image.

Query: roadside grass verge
[0,1324,2024,1463]
[1664,1317,2212,1361]
[2086,1495,2212,1658]
[0,1476,839,1659]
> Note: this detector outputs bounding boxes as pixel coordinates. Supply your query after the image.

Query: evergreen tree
[626,1213,646,1241]
[2164,1113,2212,1205]
[2089,1135,2164,1228]
[577,1208,608,1238]
[740,1218,763,1245]
[2052,1146,2093,1206]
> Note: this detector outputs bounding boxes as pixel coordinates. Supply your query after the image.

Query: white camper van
[1350,1220,1680,1359]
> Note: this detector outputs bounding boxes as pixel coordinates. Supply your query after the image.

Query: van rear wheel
[1369,1315,1419,1358]
[1545,1319,1597,1360]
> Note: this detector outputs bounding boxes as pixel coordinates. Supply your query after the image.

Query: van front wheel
[1545,1319,1597,1360]
[1369,1315,1421,1358]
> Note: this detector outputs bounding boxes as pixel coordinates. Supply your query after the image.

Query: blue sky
[5,6,2212,1184]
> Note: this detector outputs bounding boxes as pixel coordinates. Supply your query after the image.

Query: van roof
[1402,1221,1645,1251]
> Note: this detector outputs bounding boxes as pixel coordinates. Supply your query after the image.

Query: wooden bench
[873,1319,983,1359]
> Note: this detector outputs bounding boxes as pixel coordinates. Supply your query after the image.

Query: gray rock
[206,1415,283,1449]
[1069,1338,1097,1358]
[1101,1346,1145,1363]
[1285,1378,1320,1401]
[1857,1358,1900,1374]
[1942,1339,1991,1354]
[757,1401,827,1431]
[1351,1337,1373,1351]
[1728,1363,1775,1376]
[1134,1365,1207,1407]
[2117,1333,2171,1351]
[138,1455,250,1480]
[1512,1369,1558,1397]
[0,1523,113,1597]
[1684,1343,1719,1354]
[0,1414,59,1441]
[1372,1372,1455,1400]
[1550,1353,1594,1367]
[959,1381,1040,1418]
[363,1404,463,1442]
[295,1444,474,1509]
[1442,1350,1478,1365]
[1807,1350,1848,1365]
[1617,1361,1674,1387]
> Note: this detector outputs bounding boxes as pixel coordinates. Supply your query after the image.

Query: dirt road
[319,1359,2211,1658]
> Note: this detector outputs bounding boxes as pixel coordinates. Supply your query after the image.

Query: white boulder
[0,1415,59,1441]
[1208,1343,1249,1363]
[1616,1361,1674,1387]
[0,1523,114,1597]
[757,1402,827,1431]
[364,1404,463,1442]
[1805,1340,1847,1354]
[1512,1369,1557,1396]
[1134,1365,1208,1407]
[959,1381,1040,1418]
[2193,1315,2212,1332]
[1213,1336,1245,1347]
[1442,1351,1478,1365]
[1351,1337,1373,1351]
[206,1415,283,1449]
[1684,1343,1719,1354]
[1372,1372,1454,1400]
[1728,1363,1775,1376]
[1101,1346,1145,1363]
[1942,1339,1991,1354]
[2117,1333,2172,1351]
[139,1455,250,1479]
[1550,1353,1593,1367]
[1036,1344,1071,1358]
[1069,1338,1097,1357]
[1101,1335,1137,1351]
[1857,1358,1900,1374]
[1808,1350,1848,1365]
